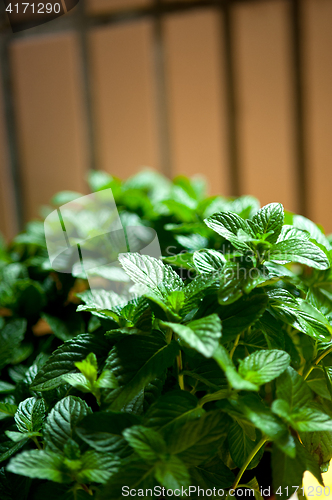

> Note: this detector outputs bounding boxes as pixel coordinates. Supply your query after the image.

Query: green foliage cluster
[1,170,332,499]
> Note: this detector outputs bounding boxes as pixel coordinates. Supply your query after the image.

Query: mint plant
[1,170,332,499]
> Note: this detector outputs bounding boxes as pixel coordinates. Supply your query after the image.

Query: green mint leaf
[273,399,332,432]
[219,293,268,342]
[5,431,41,443]
[238,349,290,385]
[50,190,83,206]
[306,367,332,400]
[290,213,331,249]
[204,212,253,252]
[174,177,203,201]
[0,320,27,371]
[263,260,299,285]
[274,368,332,431]
[258,312,286,350]
[155,456,190,490]
[165,290,185,314]
[123,425,167,461]
[9,280,46,318]
[74,353,98,385]
[143,291,182,323]
[114,297,151,327]
[61,373,91,393]
[241,478,263,500]
[143,391,204,436]
[77,289,126,319]
[31,333,110,391]
[218,262,265,305]
[228,421,264,470]
[294,296,332,338]
[251,203,284,244]
[193,249,226,274]
[7,450,69,483]
[190,461,234,489]
[94,296,152,332]
[43,396,92,453]
[268,290,332,341]
[7,449,120,485]
[270,239,330,270]
[180,273,218,317]
[276,367,312,410]
[163,314,222,358]
[76,411,139,456]
[175,233,209,251]
[0,381,15,394]
[232,394,295,457]
[301,431,332,470]
[87,169,116,191]
[233,418,256,442]
[307,287,332,323]
[0,439,28,465]
[213,345,259,391]
[10,343,33,366]
[270,399,292,421]
[166,410,229,466]
[98,461,156,500]
[229,195,261,218]
[272,439,323,500]
[277,224,310,242]
[14,397,45,433]
[118,253,183,297]
[163,252,194,271]
[198,388,230,406]
[95,369,118,390]
[163,199,196,222]
[76,450,120,484]
[0,403,17,420]
[106,334,179,411]
[203,195,259,220]
[63,438,81,460]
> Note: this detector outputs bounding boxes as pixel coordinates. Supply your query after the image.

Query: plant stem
[177,351,185,390]
[304,345,332,380]
[231,437,267,490]
[80,484,93,495]
[230,334,241,359]
[190,379,198,395]
[32,436,42,450]
[238,342,265,350]
[165,326,173,344]
[198,388,230,407]
[303,365,314,381]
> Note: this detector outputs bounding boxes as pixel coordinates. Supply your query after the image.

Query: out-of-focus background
[0,0,331,242]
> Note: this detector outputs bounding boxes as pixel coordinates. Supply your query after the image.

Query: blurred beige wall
[0,0,332,239]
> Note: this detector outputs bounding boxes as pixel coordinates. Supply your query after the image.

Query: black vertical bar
[221,0,240,197]
[75,0,97,173]
[0,6,23,230]
[290,0,308,217]
[153,0,172,179]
